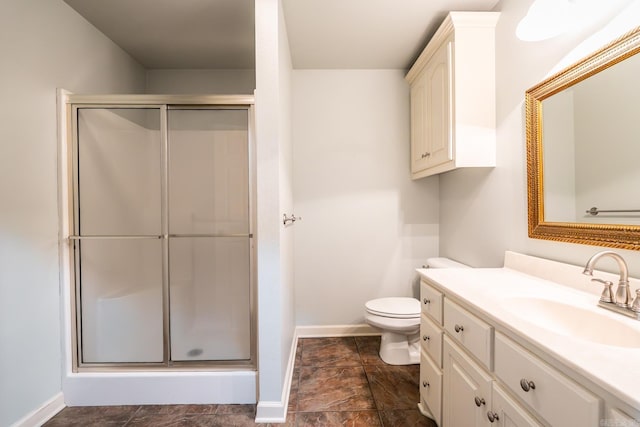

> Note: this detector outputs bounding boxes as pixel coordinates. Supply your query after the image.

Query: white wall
[0,0,146,425]
[292,70,439,325]
[439,0,640,276]
[145,69,255,94]
[277,0,296,392]
[254,0,295,420]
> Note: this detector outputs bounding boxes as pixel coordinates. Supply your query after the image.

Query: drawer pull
[422,335,430,341]
[454,324,464,333]
[474,396,485,407]
[422,381,430,388]
[423,298,431,304]
[487,411,500,423]
[520,378,536,392]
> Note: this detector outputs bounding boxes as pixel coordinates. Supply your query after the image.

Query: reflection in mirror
[542,52,640,224]
[526,26,640,250]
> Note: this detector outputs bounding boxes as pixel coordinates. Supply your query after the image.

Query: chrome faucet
[583,251,631,308]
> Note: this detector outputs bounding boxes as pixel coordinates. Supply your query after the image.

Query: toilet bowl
[364,297,421,365]
[364,257,469,365]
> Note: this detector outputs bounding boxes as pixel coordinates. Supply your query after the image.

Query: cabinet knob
[454,324,464,333]
[420,152,431,159]
[422,381,430,388]
[487,411,500,423]
[474,396,486,407]
[520,378,536,392]
[423,298,430,305]
[422,335,430,341]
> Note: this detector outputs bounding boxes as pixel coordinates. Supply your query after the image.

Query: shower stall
[65,95,255,371]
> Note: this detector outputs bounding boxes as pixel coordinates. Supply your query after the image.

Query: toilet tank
[425,257,469,268]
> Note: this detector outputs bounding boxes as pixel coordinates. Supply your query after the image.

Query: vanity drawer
[420,280,443,325]
[494,332,601,427]
[420,313,443,367]
[420,348,442,426]
[443,299,493,370]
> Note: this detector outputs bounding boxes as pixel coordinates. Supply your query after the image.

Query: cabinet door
[420,349,443,426]
[443,336,492,427]
[424,40,452,169]
[490,383,541,427]
[410,71,429,174]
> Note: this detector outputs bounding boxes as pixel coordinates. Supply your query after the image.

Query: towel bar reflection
[586,207,640,216]
[283,214,302,225]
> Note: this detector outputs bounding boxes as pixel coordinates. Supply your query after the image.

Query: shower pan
[66,95,255,371]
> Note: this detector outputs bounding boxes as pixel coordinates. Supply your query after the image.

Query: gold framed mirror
[526,26,640,250]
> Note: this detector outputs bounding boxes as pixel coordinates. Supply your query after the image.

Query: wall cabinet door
[410,71,429,174]
[410,40,452,176]
[423,40,452,170]
[443,336,493,427]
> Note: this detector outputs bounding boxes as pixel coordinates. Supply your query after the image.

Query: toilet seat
[365,297,420,319]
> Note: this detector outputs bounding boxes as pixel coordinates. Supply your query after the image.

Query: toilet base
[379,331,420,365]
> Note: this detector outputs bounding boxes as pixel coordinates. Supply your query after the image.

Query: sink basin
[502,297,640,348]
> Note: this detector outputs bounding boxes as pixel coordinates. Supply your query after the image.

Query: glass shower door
[75,108,164,363]
[167,109,251,361]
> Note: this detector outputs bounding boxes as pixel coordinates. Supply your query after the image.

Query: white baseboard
[11,392,65,427]
[255,331,299,423]
[296,323,380,338]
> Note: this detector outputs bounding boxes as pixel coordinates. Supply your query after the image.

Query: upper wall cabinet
[406,12,500,179]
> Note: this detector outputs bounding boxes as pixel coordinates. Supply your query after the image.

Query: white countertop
[417,265,640,410]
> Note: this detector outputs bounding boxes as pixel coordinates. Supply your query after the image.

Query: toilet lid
[365,297,420,319]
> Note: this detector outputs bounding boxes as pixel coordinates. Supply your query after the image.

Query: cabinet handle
[422,381,430,388]
[421,152,431,159]
[520,378,536,392]
[474,396,486,407]
[423,298,430,305]
[422,335,430,341]
[454,324,464,333]
[487,411,499,423]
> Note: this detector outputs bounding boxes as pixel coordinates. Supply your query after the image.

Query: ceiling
[64,0,255,69]
[283,0,499,69]
[64,0,499,70]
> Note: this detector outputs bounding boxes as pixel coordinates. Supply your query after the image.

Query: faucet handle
[591,278,614,303]
[632,289,640,313]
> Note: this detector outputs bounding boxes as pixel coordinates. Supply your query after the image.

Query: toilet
[364,257,469,365]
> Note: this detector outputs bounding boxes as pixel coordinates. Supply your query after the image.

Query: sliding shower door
[75,108,164,363]
[167,109,251,361]
[70,99,253,368]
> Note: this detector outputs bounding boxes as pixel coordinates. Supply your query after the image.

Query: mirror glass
[526,26,640,250]
[542,52,640,225]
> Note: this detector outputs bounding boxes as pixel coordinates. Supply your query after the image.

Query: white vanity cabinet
[406,12,499,179]
[418,278,607,427]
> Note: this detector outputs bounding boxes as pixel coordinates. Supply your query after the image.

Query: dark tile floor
[44,336,437,426]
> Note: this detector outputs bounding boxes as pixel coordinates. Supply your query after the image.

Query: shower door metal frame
[66,94,256,372]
